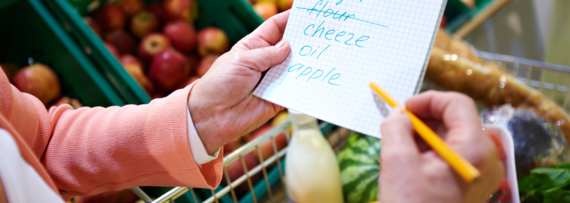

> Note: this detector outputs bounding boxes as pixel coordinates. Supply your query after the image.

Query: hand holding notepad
[252,0,483,183]
[254,0,446,137]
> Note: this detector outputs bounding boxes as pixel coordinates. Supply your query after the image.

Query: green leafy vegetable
[519,165,570,203]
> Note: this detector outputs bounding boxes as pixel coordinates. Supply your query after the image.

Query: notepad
[253,0,446,138]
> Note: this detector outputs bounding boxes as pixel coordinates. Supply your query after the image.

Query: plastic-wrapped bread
[434,30,483,64]
[427,47,570,141]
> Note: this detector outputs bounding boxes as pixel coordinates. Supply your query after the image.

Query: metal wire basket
[131,51,570,203]
[131,121,344,203]
[477,51,570,113]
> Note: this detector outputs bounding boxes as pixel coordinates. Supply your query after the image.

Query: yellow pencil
[369,82,480,183]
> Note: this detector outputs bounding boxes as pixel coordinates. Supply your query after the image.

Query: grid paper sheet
[254,0,446,138]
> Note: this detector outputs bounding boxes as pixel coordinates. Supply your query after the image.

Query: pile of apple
[248,0,293,21]
[0,63,83,109]
[84,0,230,98]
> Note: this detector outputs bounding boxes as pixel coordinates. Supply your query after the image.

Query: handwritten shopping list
[253,0,446,138]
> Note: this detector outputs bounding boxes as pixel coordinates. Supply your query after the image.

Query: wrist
[188,84,223,155]
[191,115,222,155]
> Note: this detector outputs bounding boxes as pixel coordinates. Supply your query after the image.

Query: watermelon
[337,132,381,203]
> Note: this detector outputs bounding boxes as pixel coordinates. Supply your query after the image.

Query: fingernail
[276,40,287,48]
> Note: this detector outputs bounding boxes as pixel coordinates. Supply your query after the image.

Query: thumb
[381,107,420,161]
[239,40,291,72]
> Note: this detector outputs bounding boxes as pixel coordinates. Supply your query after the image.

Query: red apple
[196,55,219,77]
[105,30,136,54]
[104,42,120,58]
[120,54,148,88]
[271,111,289,127]
[176,76,199,89]
[83,17,102,37]
[223,138,243,156]
[51,97,71,108]
[197,27,230,57]
[93,4,126,31]
[12,64,61,105]
[152,93,165,99]
[144,80,156,95]
[0,63,19,80]
[272,111,292,134]
[163,0,199,23]
[116,0,145,17]
[119,54,144,73]
[125,65,149,88]
[277,0,294,11]
[247,125,287,161]
[149,2,167,23]
[461,0,475,8]
[223,153,260,197]
[253,2,278,20]
[130,11,160,39]
[186,53,200,71]
[138,33,171,62]
[74,189,138,203]
[163,20,198,52]
[148,48,191,90]
[51,97,83,109]
[70,99,83,109]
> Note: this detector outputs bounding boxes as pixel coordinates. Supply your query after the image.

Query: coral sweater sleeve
[0,71,223,199]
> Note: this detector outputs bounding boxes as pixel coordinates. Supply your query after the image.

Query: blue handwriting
[288,63,341,85]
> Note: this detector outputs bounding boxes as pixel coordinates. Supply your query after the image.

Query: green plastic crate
[43,0,264,106]
[0,0,129,107]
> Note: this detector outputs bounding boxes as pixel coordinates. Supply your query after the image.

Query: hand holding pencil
[373,86,505,203]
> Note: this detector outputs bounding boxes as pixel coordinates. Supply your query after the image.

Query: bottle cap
[288,109,316,123]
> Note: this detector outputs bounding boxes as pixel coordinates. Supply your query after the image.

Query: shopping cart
[130,121,341,203]
[477,51,570,113]
[130,52,570,203]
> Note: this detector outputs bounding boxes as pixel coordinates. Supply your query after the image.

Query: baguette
[427,47,570,141]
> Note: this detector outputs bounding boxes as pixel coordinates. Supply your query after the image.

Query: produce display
[518,164,570,203]
[83,0,293,101]
[84,0,230,98]
[428,30,570,142]
[337,132,381,203]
